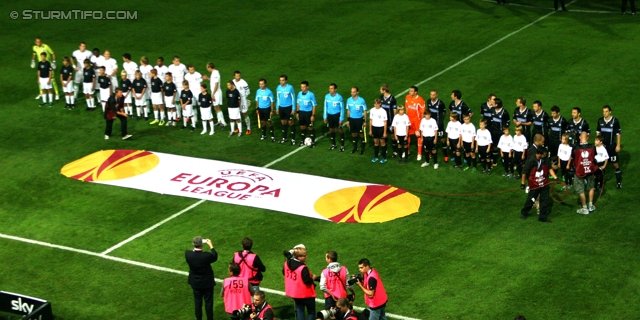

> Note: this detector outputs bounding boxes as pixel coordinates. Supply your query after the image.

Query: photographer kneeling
[233,290,274,320]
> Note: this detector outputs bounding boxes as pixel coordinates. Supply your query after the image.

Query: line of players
[39,42,623,188]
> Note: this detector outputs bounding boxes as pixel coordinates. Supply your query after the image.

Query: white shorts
[228,107,241,120]
[164,96,175,108]
[62,80,74,93]
[174,87,183,103]
[39,77,52,90]
[213,90,223,106]
[83,82,94,94]
[100,88,111,102]
[200,107,213,120]
[151,92,163,105]
[240,96,249,113]
[135,95,146,106]
[123,91,132,104]
[110,76,118,93]
[182,105,193,117]
[74,70,83,83]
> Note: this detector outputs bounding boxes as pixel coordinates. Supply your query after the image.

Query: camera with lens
[232,304,252,317]
[316,309,337,320]
[346,274,363,286]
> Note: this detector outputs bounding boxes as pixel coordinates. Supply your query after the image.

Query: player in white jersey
[185,64,202,124]
[445,113,463,169]
[460,114,477,171]
[475,118,493,174]
[202,62,226,127]
[419,110,439,169]
[369,98,388,163]
[233,71,252,134]
[512,126,528,179]
[497,126,514,177]
[90,48,104,103]
[71,42,92,100]
[139,56,153,120]
[392,106,411,164]
[122,53,138,82]
[594,135,609,192]
[168,56,187,119]
[101,50,119,94]
[557,133,574,188]
[154,57,168,83]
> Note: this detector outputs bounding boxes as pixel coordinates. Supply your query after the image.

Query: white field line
[480,0,616,14]
[0,232,420,320]
[394,0,577,97]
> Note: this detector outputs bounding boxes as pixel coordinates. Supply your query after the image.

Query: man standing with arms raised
[186,236,218,320]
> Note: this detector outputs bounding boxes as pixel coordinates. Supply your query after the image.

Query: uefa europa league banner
[61,150,420,223]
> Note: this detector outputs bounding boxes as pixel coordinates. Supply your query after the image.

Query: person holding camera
[233,237,267,294]
[320,251,355,310]
[355,258,388,320]
[336,298,358,320]
[250,290,274,320]
[284,247,317,320]
[186,236,218,320]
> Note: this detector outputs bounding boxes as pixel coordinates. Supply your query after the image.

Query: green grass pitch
[1,0,639,319]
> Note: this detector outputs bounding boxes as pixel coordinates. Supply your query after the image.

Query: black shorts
[548,140,560,157]
[463,141,474,153]
[298,111,313,126]
[326,113,340,129]
[477,146,489,159]
[397,135,407,146]
[513,151,524,164]
[449,138,460,151]
[372,126,385,139]
[279,106,293,121]
[605,144,618,163]
[423,136,436,151]
[258,108,271,122]
[348,118,364,134]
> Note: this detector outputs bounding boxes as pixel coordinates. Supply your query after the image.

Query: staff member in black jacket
[104,88,131,140]
[186,236,218,320]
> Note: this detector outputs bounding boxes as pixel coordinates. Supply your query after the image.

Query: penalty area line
[0,232,420,320]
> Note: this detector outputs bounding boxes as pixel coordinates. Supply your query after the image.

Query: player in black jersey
[547,105,568,161]
[163,73,178,126]
[531,100,549,142]
[449,90,472,118]
[379,84,397,157]
[567,107,590,146]
[480,94,495,123]
[428,90,447,161]
[81,59,96,111]
[149,69,165,125]
[97,66,112,113]
[132,71,147,120]
[60,57,75,109]
[513,97,532,143]
[490,98,510,166]
[37,53,53,107]
[596,105,622,188]
[119,70,133,116]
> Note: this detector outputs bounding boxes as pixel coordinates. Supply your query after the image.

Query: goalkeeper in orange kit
[404,86,425,161]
